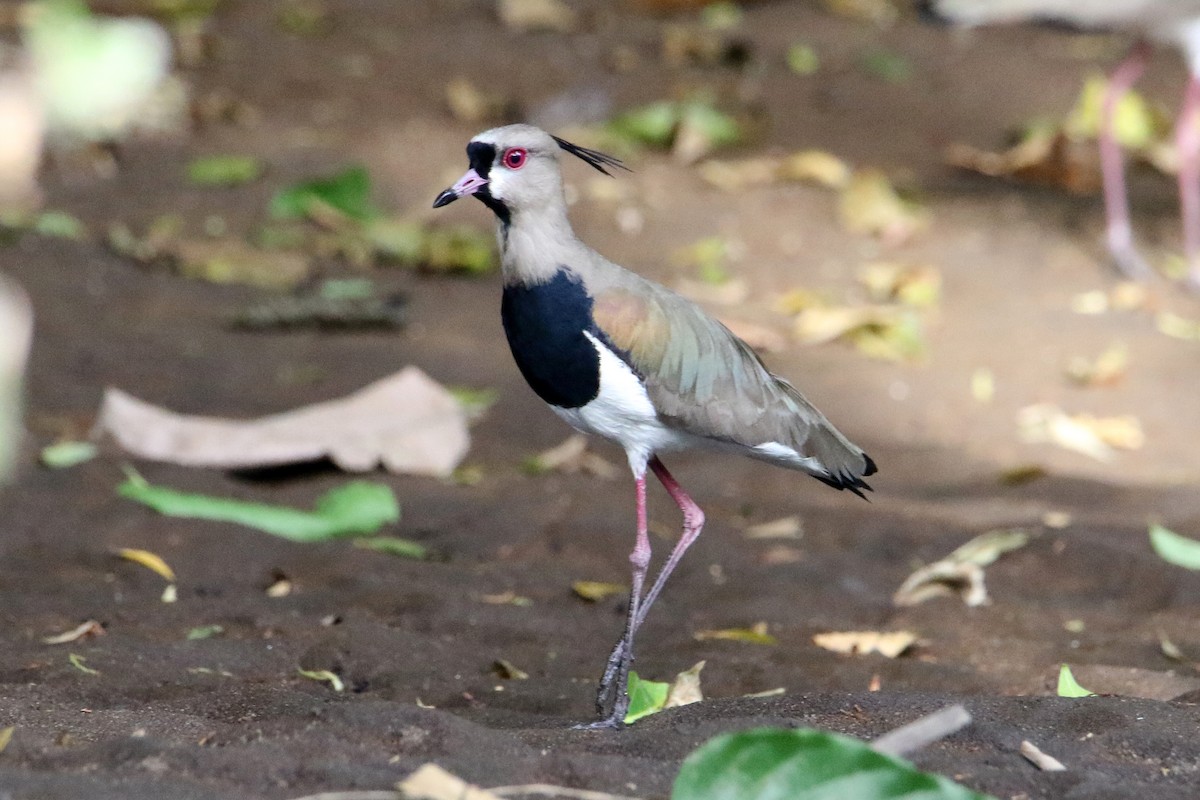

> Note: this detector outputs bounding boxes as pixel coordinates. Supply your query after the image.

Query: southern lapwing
[433,124,876,728]
[925,0,1200,290]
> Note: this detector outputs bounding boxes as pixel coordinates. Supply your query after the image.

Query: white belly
[550,332,691,472]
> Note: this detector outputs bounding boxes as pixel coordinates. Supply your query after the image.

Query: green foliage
[118,471,400,542]
[187,155,263,187]
[40,441,98,469]
[1148,524,1200,570]
[270,165,376,222]
[625,671,670,724]
[1056,664,1095,698]
[673,728,994,800]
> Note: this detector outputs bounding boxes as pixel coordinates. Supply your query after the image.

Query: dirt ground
[4,1,1200,798]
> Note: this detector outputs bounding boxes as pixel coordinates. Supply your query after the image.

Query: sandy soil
[3,1,1200,798]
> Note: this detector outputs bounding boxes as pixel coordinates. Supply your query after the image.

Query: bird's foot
[1106,234,1156,282]
[575,685,631,730]
[595,639,629,715]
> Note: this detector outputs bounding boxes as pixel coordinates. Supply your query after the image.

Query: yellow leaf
[116,548,176,582]
[838,169,928,244]
[663,660,706,709]
[857,262,941,308]
[1065,343,1128,387]
[0,726,12,754]
[812,630,916,658]
[778,149,851,188]
[297,668,344,692]
[571,580,626,602]
[694,621,777,645]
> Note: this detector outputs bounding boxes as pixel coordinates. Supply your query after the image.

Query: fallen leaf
[185,624,224,640]
[523,434,618,479]
[97,367,470,477]
[497,0,576,33]
[353,535,427,559]
[813,630,916,658]
[945,130,1101,195]
[68,653,99,675]
[778,149,851,188]
[1017,404,1143,461]
[793,304,902,345]
[32,210,86,240]
[40,440,98,469]
[786,42,820,76]
[571,580,626,602]
[1156,311,1200,341]
[672,99,743,164]
[116,547,176,582]
[266,577,292,597]
[492,659,529,680]
[998,464,1046,485]
[822,0,900,28]
[42,620,105,645]
[624,670,670,724]
[893,529,1031,607]
[1149,523,1200,570]
[0,727,12,754]
[744,515,803,539]
[694,621,777,645]
[1159,630,1186,662]
[742,687,786,698]
[270,165,376,223]
[857,262,941,308]
[1020,740,1067,772]
[187,155,262,187]
[1056,664,1095,698]
[1066,75,1168,152]
[1065,342,1128,387]
[173,238,312,290]
[839,169,928,244]
[119,473,400,542]
[399,763,503,800]
[479,590,533,606]
[664,660,706,709]
[297,668,344,692]
[759,545,803,565]
[697,157,780,191]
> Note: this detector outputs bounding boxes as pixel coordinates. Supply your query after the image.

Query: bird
[923,0,1200,291]
[433,124,876,729]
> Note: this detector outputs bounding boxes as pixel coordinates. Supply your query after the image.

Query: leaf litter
[812,631,916,659]
[624,661,706,724]
[894,529,1031,608]
[694,621,776,645]
[1017,404,1144,462]
[1149,523,1200,570]
[42,619,105,645]
[96,367,470,477]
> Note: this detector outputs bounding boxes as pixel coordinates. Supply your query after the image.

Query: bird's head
[433,124,627,222]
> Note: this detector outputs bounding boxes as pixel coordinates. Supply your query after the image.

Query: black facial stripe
[467,141,496,178]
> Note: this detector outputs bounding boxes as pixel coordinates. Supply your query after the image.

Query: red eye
[503,147,527,169]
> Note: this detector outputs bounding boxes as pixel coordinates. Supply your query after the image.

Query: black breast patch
[501,270,604,409]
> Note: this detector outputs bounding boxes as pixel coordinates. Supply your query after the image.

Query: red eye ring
[502,147,527,169]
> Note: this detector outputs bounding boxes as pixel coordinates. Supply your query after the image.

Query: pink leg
[1177,73,1200,290]
[1100,40,1154,280]
[585,470,651,727]
[633,457,706,630]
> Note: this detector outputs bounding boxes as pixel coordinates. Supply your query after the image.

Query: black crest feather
[551,136,630,177]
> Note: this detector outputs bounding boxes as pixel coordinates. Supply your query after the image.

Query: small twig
[284,792,402,800]
[870,704,972,757]
[1020,740,1067,771]
[490,786,644,800]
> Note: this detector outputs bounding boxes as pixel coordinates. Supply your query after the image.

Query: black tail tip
[862,453,878,477]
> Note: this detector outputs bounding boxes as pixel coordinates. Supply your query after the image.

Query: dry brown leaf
[663,660,705,709]
[492,659,529,680]
[527,434,619,479]
[838,169,928,245]
[1017,403,1143,462]
[1065,343,1128,387]
[497,0,576,32]
[779,149,851,188]
[793,304,902,345]
[400,763,504,800]
[944,131,1100,195]
[41,619,105,645]
[572,580,626,602]
[96,367,469,477]
[893,529,1031,608]
[813,630,916,658]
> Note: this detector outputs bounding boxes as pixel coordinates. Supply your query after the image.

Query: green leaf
[609,101,680,147]
[186,624,224,640]
[680,101,742,149]
[34,210,86,239]
[118,474,400,542]
[422,225,496,274]
[40,440,98,469]
[353,535,428,559]
[787,43,820,76]
[270,165,376,222]
[363,218,426,264]
[1056,664,1096,698]
[318,278,375,301]
[625,671,670,724]
[673,728,995,800]
[187,155,263,186]
[1149,524,1200,570]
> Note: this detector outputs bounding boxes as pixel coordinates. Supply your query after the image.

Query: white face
[471,128,565,213]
